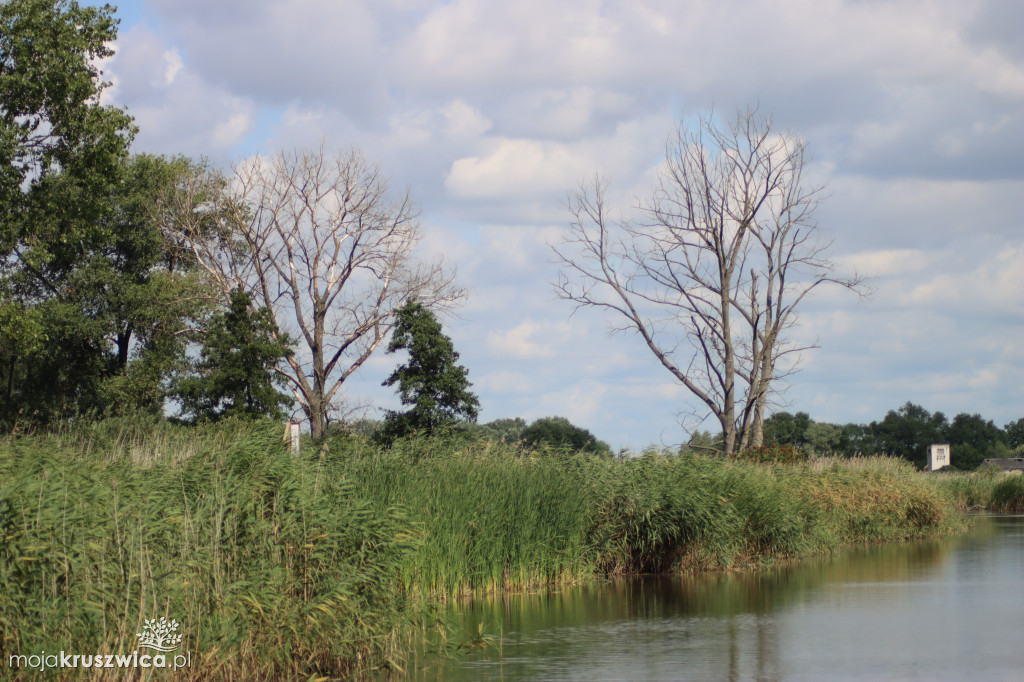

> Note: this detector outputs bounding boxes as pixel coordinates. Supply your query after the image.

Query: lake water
[419,514,1024,681]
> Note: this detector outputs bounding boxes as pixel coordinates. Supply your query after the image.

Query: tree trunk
[750,346,774,448]
[306,398,328,441]
[116,324,133,370]
[5,354,15,411]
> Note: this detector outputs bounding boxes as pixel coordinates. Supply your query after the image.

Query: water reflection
[415,515,1024,681]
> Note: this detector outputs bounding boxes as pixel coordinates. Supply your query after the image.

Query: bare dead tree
[173,147,463,439]
[554,108,863,457]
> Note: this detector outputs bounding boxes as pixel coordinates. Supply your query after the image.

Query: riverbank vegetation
[1,418,970,679]
[934,466,1024,512]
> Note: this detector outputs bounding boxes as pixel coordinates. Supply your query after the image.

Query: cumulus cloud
[488,319,561,360]
[535,380,609,428]
[106,26,255,155]
[838,249,933,278]
[447,139,594,199]
[903,243,1024,314]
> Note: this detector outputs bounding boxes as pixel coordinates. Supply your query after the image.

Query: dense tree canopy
[762,412,812,449]
[0,0,147,427]
[870,403,949,467]
[1,153,212,427]
[379,299,479,441]
[1,0,135,256]
[1006,419,1024,452]
[521,416,611,456]
[947,413,1010,470]
[174,289,293,422]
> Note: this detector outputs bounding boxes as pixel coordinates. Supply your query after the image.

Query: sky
[93,0,1023,449]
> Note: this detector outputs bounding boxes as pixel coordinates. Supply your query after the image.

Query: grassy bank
[1,419,966,679]
[933,467,1024,512]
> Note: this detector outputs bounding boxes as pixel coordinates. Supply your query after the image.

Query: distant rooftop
[982,458,1024,471]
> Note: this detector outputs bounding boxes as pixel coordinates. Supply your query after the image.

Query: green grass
[928,466,1017,511]
[989,475,1024,512]
[0,419,969,679]
[334,440,963,597]
[0,418,433,680]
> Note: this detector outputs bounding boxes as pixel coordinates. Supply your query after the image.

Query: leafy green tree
[0,154,214,426]
[476,417,528,443]
[803,421,842,456]
[871,402,948,467]
[1,0,141,427]
[379,299,479,441]
[1005,418,1024,453]
[1,0,134,264]
[521,416,611,456]
[86,154,216,412]
[835,422,879,457]
[174,289,293,422]
[762,411,812,448]
[947,413,1010,470]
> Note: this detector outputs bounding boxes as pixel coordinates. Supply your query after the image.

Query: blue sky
[94,0,1024,448]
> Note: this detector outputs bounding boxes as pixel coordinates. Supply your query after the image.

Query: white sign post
[284,421,301,455]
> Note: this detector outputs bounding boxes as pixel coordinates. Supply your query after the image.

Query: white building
[927,444,951,471]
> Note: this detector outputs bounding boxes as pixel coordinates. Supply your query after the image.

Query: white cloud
[618,381,685,401]
[903,244,1024,313]
[488,319,557,360]
[536,380,609,426]
[107,26,255,155]
[838,249,933,278]
[212,112,253,148]
[162,49,183,85]
[443,99,492,138]
[282,106,324,127]
[447,138,594,199]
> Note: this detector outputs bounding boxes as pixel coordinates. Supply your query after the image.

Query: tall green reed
[328,437,964,599]
[1,419,433,680]
[989,475,1024,512]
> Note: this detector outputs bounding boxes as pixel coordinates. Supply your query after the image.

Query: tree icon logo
[136,617,183,652]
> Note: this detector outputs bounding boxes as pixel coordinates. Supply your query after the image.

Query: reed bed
[928,466,1017,511]
[336,442,964,597]
[0,419,432,680]
[989,475,1024,512]
[1,419,967,679]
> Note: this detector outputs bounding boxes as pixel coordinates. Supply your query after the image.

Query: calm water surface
[419,514,1024,681]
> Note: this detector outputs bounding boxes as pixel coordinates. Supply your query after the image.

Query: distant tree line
[691,402,1024,470]
[346,413,613,456]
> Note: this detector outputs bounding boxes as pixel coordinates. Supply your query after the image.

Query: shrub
[736,443,807,464]
[521,416,611,456]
